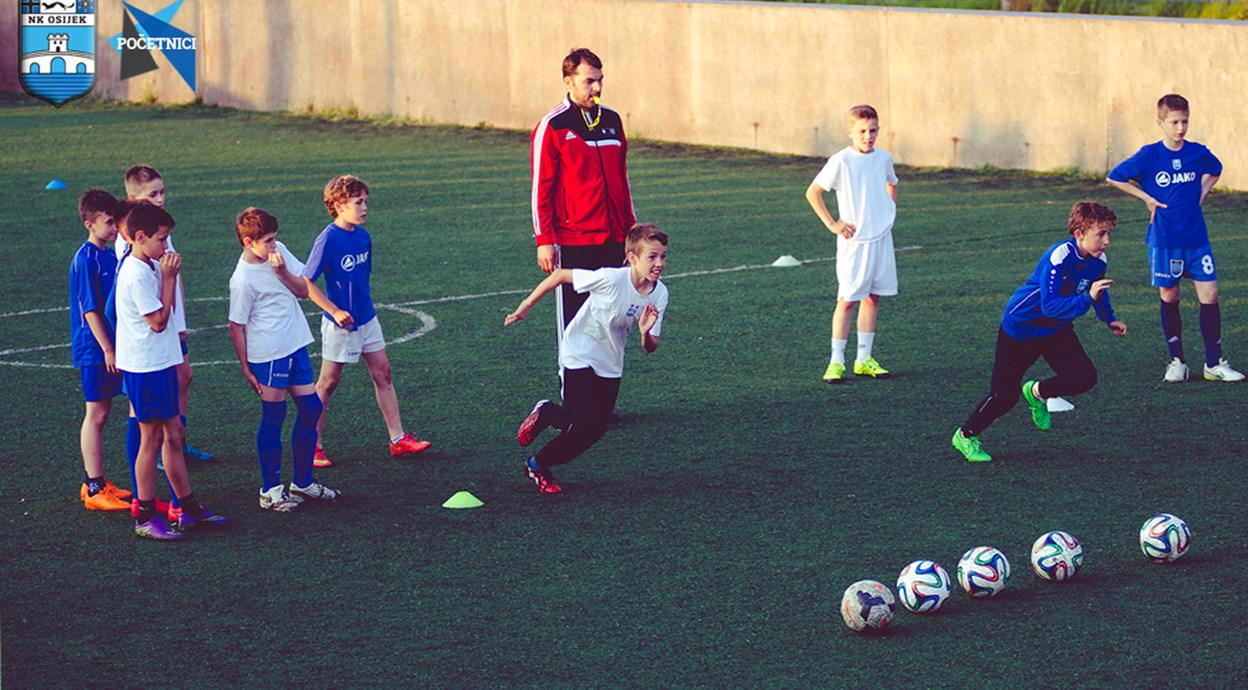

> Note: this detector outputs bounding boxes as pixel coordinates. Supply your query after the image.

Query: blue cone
[46,179,68,190]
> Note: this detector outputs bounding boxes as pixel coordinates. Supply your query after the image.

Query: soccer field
[2,98,1247,688]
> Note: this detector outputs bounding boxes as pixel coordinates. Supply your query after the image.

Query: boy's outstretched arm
[805,182,855,239]
[227,321,262,395]
[303,277,353,328]
[1106,178,1167,222]
[639,304,660,353]
[504,269,574,326]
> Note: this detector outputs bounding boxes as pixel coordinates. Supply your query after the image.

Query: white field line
[0,248,920,369]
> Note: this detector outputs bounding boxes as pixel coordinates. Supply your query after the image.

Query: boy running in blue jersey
[70,189,133,511]
[953,202,1127,463]
[1107,94,1241,383]
[302,175,432,465]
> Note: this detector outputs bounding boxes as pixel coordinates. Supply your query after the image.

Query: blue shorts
[1150,244,1217,287]
[122,367,180,422]
[80,364,122,402]
[248,347,315,389]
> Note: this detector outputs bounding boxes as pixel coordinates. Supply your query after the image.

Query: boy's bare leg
[856,294,880,334]
[160,419,191,497]
[362,348,403,438]
[314,359,345,443]
[80,399,112,478]
[134,421,166,501]
[832,299,858,341]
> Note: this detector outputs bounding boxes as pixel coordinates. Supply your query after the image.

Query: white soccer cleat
[289,480,341,502]
[1163,357,1189,383]
[1203,358,1245,382]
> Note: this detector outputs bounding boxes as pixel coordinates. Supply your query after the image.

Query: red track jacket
[530,96,636,247]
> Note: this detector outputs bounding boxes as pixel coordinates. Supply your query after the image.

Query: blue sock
[258,400,287,491]
[1200,302,1222,367]
[1160,300,1184,361]
[527,456,540,470]
[126,416,140,495]
[291,393,322,488]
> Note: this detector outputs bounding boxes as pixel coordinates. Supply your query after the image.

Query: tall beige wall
[4,0,1244,188]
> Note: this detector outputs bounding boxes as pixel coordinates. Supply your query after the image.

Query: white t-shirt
[560,267,668,379]
[228,242,315,363]
[114,254,182,374]
[117,235,186,334]
[812,147,899,243]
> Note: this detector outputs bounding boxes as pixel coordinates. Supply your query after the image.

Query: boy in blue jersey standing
[952,202,1127,463]
[1108,94,1241,383]
[303,175,432,465]
[70,188,133,510]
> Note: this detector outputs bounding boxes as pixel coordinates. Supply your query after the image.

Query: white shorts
[320,316,386,364]
[836,233,898,302]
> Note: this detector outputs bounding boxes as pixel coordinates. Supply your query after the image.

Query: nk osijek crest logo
[19,0,96,107]
[112,0,197,92]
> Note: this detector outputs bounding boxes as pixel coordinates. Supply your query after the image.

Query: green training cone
[442,491,484,509]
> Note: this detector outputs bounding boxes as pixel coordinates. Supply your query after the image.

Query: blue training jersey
[302,223,376,331]
[1108,140,1222,249]
[69,241,118,367]
[1001,238,1116,341]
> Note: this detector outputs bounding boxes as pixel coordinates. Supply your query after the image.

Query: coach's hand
[537,245,558,274]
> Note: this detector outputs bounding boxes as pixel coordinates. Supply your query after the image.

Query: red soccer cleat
[389,433,431,457]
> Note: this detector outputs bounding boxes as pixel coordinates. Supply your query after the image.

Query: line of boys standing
[71,167,432,540]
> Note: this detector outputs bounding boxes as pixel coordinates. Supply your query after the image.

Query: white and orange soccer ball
[840,580,896,633]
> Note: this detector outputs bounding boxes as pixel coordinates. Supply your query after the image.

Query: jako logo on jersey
[340,252,369,272]
[1154,171,1197,188]
[625,304,640,317]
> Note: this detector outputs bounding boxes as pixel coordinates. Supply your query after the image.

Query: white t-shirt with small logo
[813,147,899,243]
[115,254,182,374]
[228,241,315,363]
[560,267,668,379]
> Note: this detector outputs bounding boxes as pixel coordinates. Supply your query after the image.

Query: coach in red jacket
[530,47,637,330]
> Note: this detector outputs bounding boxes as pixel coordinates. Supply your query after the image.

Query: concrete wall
[4,0,1244,188]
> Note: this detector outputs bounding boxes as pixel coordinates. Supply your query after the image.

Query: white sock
[831,338,848,365]
[856,332,875,362]
[390,433,405,443]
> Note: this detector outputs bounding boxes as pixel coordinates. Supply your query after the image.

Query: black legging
[962,325,1098,437]
[536,367,621,468]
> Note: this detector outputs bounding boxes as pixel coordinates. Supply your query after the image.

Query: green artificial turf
[2,97,1246,688]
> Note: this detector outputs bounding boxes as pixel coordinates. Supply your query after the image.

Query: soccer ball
[957,546,1010,598]
[840,580,896,633]
[1139,513,1191,563]
[1030,531,1084,581]
[896,560,952,613]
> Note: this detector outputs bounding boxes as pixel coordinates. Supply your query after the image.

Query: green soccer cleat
[823,361,846,384]
[853,356,890,378]
[952,428,993,463]
[1021,380,1051,431]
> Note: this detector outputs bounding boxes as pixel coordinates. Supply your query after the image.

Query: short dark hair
[125,202,176,239]
[79,188,119,224]
[1068,201,1117,236]
[235,207,279,246]
[626,222,668,256]
[1158,94,1189,118]
[562,48,602,78]
[114,198,148,242]
[849,104,879,122]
